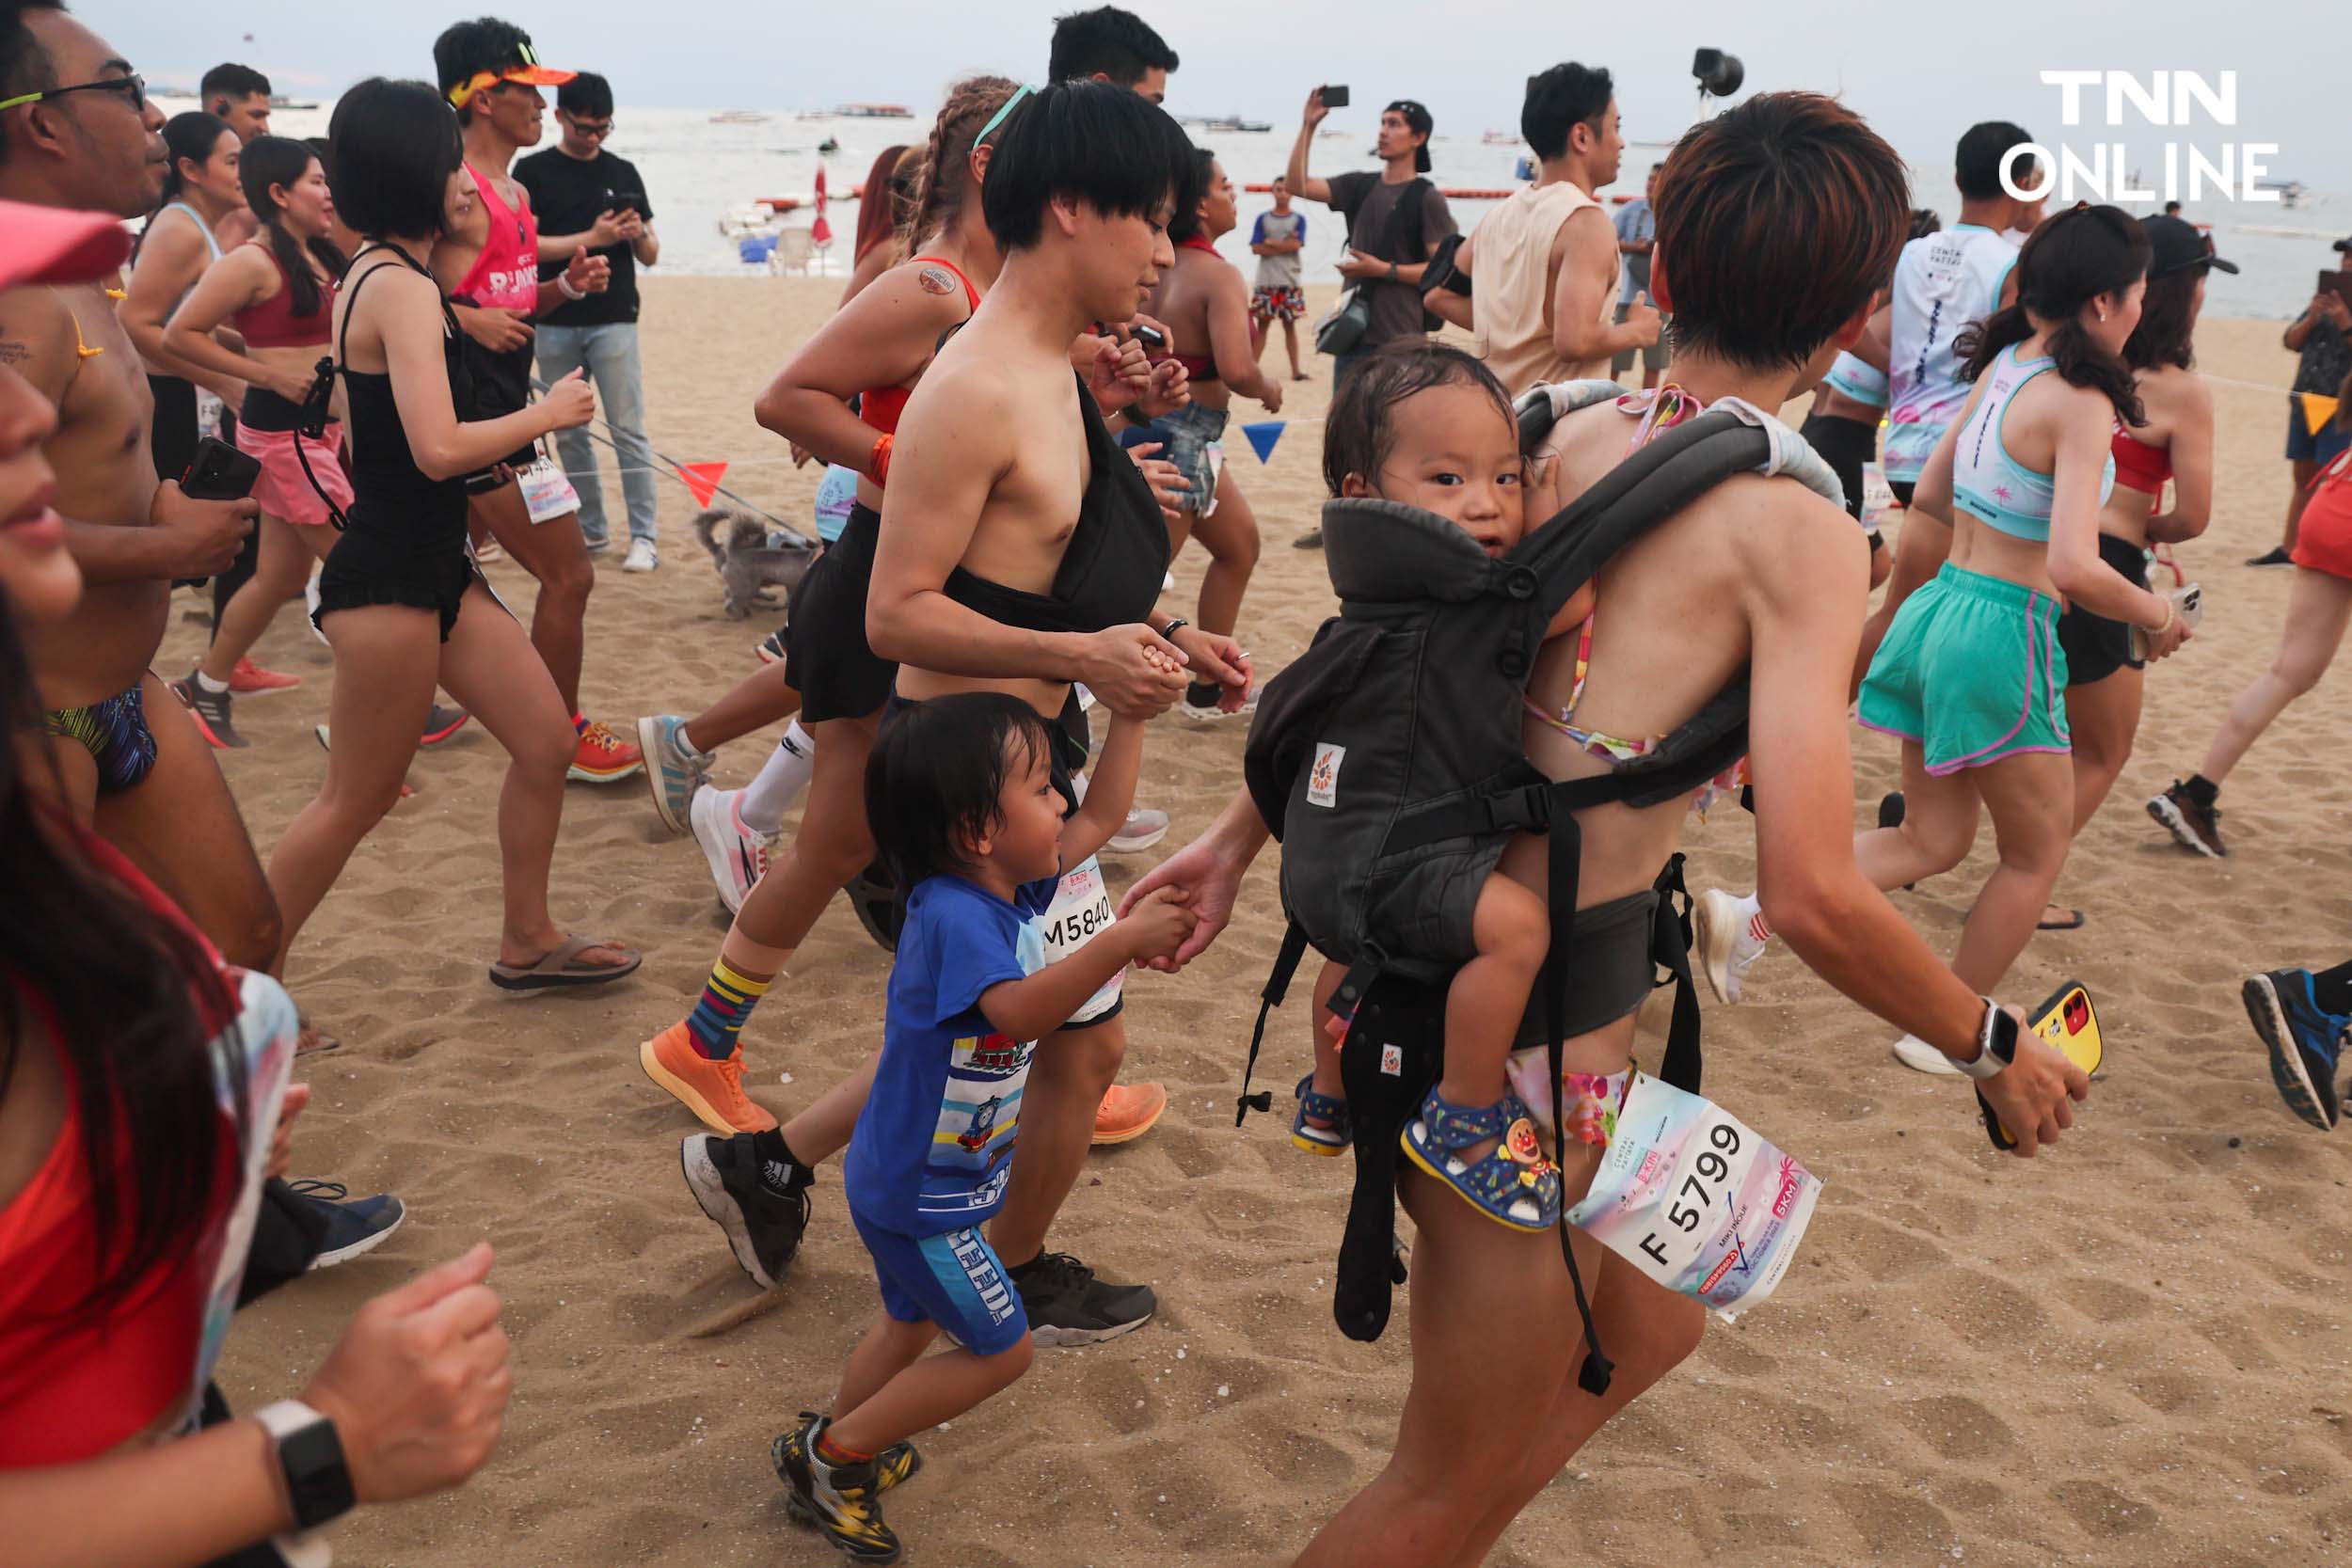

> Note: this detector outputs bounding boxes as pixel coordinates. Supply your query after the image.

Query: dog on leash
[692,507,817,619]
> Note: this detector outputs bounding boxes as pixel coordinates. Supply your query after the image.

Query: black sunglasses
[0,71,146,115]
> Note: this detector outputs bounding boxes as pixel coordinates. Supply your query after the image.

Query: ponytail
[1958,203,2150,426]
[900,75,1019,259]
[134,112,233,260]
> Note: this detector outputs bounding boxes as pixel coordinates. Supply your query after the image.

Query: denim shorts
[1152,400,1227,516]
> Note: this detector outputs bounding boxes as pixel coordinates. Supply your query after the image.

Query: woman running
[161,135,354,749]
[637,75,1017,1133]
[263,78,636,991]
[1143,149,1279,721]
[119,113,243,489]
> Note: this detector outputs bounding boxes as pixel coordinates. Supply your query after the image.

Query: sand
[192,277,2352,1567]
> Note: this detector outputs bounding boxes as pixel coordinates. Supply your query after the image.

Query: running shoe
[681,1132,812,1289]
[771,1416,901,1565]
[782,1413,922,1502]
[567,720,644,784]
[691,786,773,914]
[623,538,659,573]
[169,672,247,749]
[1692,888,1768,1006]
[228,656,302,695]
[755,628,788,665]
[637,715,714,835]
[2148,780,2227,858]
[640,1022,779,1134]
[1011,1250,1156,1348]
[1091,1082,1168,1146]
[420,704,470,748]
[290,1181,407,1270]
[1889,1034,1963,1076]
[1176,688,1259,722]
[1107,806,1169,854]
[2246,546,2295,568]
[2243,968,2344,1131]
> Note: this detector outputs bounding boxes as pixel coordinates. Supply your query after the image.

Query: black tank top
[942,373,1170,635]
[337,245,469,531]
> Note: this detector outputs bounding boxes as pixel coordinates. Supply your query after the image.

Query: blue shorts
[2287,397,2352,465]
[849,1209,1030,1356]
[1152,400,1227,515]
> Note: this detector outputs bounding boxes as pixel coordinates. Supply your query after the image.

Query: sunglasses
[0,71,146,115]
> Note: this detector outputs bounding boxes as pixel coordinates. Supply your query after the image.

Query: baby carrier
[1239,381,1845,1392]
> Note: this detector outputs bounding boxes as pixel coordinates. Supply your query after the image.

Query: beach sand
[196,278,2352,1566]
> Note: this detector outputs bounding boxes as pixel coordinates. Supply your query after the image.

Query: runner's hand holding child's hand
[1081,624,1189,718]
[1121,886,1198,966]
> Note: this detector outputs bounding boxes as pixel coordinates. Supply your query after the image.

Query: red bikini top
[859,255,981,435]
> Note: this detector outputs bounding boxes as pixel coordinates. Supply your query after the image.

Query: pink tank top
[453,163,539,313]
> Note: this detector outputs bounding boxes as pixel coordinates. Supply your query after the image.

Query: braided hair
[899,75,1019,259]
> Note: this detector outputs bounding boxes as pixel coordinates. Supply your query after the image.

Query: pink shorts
[236,420,352,527]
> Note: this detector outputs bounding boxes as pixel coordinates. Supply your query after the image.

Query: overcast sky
[120,0,2344,186]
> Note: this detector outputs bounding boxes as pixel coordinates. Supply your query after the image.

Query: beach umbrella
[811,163,833,251]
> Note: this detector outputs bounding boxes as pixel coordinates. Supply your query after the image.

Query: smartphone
[2320,270,2352,313]
[2128,581,2202,661]
[1321,84,1350,109]
[1977,980,2104,1151]
[608,190,646,214]
[1131,323,1167,351]
[180,435,262,501]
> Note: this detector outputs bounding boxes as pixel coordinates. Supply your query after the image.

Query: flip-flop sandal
[2038,907,2087,931]
[488,935,643,990]
[294,1016,342,1056]
[1291,1073,1352,1156]
[1399,1085,1560,1230]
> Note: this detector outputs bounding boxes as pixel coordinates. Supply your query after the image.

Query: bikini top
[940,372,1170,636]
[1951,345,2116,542]
[233,246,334,350]
[1155,236,1227,385]
[2111,425,2172,495]
[859,255,981,435]
[338,245,469,514]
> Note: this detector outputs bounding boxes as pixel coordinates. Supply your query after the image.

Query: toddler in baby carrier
[1236,363,1843,1391]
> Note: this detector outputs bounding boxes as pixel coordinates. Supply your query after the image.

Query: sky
[118,0,2345,188]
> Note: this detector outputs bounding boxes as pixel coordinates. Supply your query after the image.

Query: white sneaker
[1890,1033,1964,1076]
[1107,806,1169,854]
[691,786,774,914]
[623,538,659,573]
[1692,888,1768,1006]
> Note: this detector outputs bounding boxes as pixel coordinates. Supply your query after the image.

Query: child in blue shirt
[775,691,1196,1563]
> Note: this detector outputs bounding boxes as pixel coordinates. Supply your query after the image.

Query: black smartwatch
[1955,997,2020,1081]
[258,1399,357,1554]
[1157,616,1189,642]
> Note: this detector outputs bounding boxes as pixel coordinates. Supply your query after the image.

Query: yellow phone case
[1978,980,2103,1150]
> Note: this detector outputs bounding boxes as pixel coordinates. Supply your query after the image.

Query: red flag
[811,164,833,248]
[679,461,728,508]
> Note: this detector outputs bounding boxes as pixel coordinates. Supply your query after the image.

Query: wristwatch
[1386,261,1399,283]
[1952,997,2020,1082]
[1156,615,1189,642]
[256,1399,355,1567]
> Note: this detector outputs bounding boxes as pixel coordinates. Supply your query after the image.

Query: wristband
[2144,597,2175,638]
[555,274,586,301]
[868,432,893,486]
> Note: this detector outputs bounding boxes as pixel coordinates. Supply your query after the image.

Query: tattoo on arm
[917,265,957,297]
[0,339,27,366]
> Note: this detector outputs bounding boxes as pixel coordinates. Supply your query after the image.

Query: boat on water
[2257,180,2315,210]
[818,137,840,154]
[710,109,771,125]
[837,103,914,119]
[1481,130,1518,146]
[1181,115,1272,134]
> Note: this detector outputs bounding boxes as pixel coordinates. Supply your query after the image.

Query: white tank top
[1470,181,1618,393]
[1884,224,2019,482]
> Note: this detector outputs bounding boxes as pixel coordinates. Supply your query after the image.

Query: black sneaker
[2243,969,2344,1131]
[2149,780,2227,858]
[1010,1250,1156,1347]
[289,1180,406,1269]
[170,672,247,749]
[2246,546,2296,568]
[772,1415,902,1564]
[681,1132,811,1290]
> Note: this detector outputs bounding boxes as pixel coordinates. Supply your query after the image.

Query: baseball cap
[2144,214,2237,279]
[1387,99,1434,174]
[0,200,132,292]
[446,40,574,109]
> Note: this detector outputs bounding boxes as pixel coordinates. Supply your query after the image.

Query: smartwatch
[1156,616,1189,642]
[256,1399,356,1565]
[1952,997,2020,1082]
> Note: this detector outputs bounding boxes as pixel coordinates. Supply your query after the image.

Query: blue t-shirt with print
[844,872,1059,1237]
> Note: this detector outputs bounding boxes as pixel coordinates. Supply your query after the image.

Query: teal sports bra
[1951,344,2115,541]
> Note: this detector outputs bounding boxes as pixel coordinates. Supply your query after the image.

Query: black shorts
[785,502,898,722]
[2057,534,2151,686]
[150,373,199,485]
[1799,410,1876,525]
[313,502,483,642]
[457,335,541,483]
[1888,479,1915,510]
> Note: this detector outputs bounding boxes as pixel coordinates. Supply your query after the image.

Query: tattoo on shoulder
[0,339,27,366]
[917,265,957,298]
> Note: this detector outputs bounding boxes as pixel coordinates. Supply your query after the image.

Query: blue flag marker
[1243,420,1285,465]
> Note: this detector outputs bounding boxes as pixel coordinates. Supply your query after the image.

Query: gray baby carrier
[1239,381,1845,1390]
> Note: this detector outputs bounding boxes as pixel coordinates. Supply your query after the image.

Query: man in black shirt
[516,71,664,569]
[1284,87,1454,386]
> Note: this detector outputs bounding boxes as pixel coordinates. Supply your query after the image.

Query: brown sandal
[488,935,642,991]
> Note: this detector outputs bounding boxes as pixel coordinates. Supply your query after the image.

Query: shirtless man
[866,80,1248,1344]
[431,16,642,784]
[0,2,276,968]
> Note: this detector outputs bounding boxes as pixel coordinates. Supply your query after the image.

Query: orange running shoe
[640,1022,779,1134]
[568,719,645,784]
[229,656,302,694]
[1090,1082,1168,1146]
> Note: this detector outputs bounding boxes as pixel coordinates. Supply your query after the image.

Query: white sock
[739,721,817,834]
[193,669,230,695]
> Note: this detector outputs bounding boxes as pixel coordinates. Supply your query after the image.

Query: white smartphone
[2129,582,2201,661]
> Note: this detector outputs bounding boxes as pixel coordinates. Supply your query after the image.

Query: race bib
[1565,1072,1820,1318]
[1025,855,1121,1025]
[1860,460,1896,528]
[518,455,581,525]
